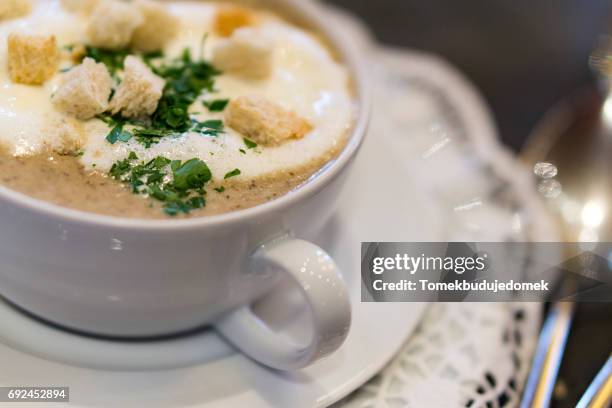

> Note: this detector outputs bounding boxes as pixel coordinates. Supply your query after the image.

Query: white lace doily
[329,41,557,408]
[341,303,538,408]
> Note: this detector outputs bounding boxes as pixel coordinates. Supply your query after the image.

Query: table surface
[325,1,612,406]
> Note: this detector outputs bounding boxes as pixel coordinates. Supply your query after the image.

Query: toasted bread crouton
[225,96,312,146]
[131,0,179,53]
[109,56,165,118]
[212,28,274,79]
[7,33,59,85]
[43,117,86,155]
[60,0,99,14]
[68,44,86,63]
[213,5,257,37]
[87,0,143,50]
[52,58,113,120]
[0,0,31,21]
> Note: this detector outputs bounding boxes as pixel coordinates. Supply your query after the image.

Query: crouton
[68,44,86,63]
[60,0,99,14]
[0,0,31,20]
[7,33,59,85]
[87,0,143,50]
[212,28,274,79]
[213,5,257,37]
[43,117,86,155]
[225,96,312,146]
[52,58,113,120]
[109,56,165,118]
[131,0,179,53]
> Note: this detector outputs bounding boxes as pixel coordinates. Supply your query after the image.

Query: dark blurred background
[326,0,612,151]
[324,1,612,406]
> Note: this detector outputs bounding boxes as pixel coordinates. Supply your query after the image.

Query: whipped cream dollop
[0,0,354,181]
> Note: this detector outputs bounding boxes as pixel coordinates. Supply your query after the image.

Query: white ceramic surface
[215,238,352,370]
[0,0,369,370]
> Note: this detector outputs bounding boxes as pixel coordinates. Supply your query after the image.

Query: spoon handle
[520,301,574,408]
[576,354,612,408]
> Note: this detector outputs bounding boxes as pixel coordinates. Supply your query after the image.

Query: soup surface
[0,0,353,218]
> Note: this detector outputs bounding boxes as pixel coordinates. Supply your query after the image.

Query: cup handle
[213,238,352,370]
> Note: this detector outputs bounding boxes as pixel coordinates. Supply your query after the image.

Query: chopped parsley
[203,99,229,112]
[132,127,167,147]
[96,48,224,147]
[84,46,129,75]
[106,123,133,144]
[243,137,257,149]
[150,48,221,132]
[142,50,165,68]
[214,186,225,193]
[98,113,139,144]
[224,168,241,179]
[109,152,213,216]
[191,119,224,137]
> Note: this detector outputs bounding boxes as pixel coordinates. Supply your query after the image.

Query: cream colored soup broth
[0,148,337,218]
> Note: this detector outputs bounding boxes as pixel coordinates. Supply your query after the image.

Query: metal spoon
[576,353,612,408]
[519,35,612,408]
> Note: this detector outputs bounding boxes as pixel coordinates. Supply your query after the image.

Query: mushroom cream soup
[0,0,354,218]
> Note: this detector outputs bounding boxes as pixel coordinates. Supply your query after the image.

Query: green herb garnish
[243,137,257,149]
[96,47,223,147]
[132,127,170,147]
[224,168,241,179]
[191,119,224,137]
[203,99,229,112]
[150,48,221,133]
[214,186,225,193]
[106,124,133,144]
[84,46,129,75]
[110,153,212,216]
[172,158,212,191]
[99,114,135,144]
[142,50,165,69]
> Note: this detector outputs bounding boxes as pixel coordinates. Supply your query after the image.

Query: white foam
[0,1,354,181]
[0,0,86,155]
